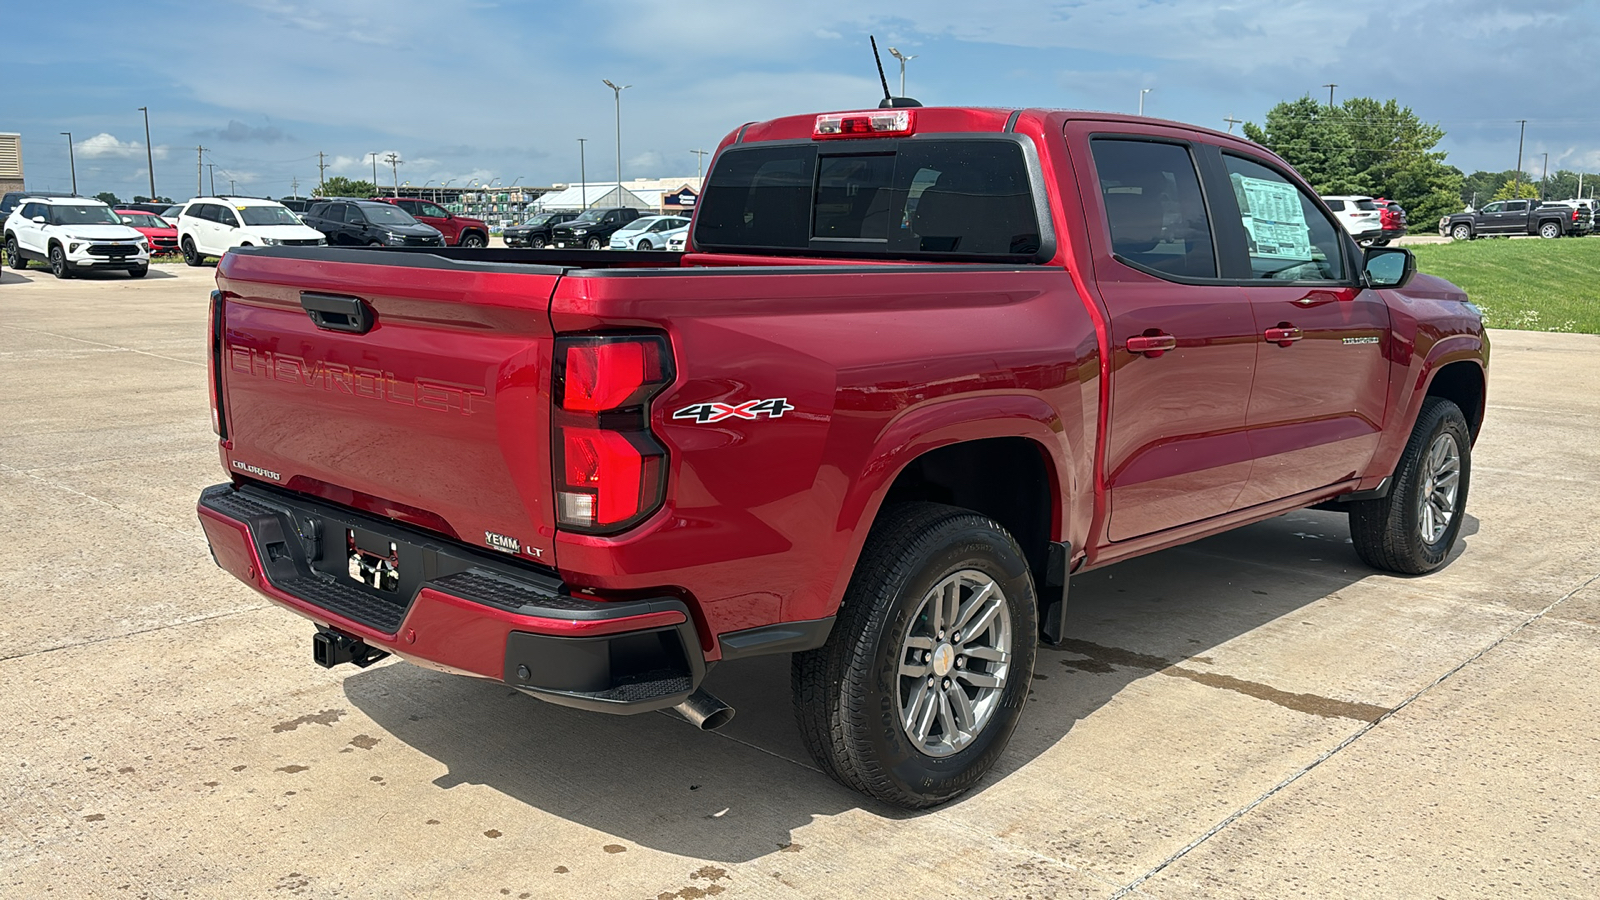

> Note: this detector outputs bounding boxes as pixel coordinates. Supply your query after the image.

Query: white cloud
[77,133,169,161]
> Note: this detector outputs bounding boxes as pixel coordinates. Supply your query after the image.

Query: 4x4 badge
[672,398,793,424]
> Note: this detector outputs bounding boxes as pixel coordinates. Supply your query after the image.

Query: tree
[1244,95,1463,229]
[314,177,377,199]
[1491,179,1541,201]
[94,191,122,207]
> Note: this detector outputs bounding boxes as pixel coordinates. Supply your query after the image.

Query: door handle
[1126,333,1177,357]
[1264,325,1304,347]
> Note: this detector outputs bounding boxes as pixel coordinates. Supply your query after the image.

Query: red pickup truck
[197,105,1487,808]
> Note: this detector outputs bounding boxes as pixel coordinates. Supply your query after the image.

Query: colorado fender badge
[672,398,793,424]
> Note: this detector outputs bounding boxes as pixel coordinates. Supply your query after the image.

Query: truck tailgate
[215,249,563,566]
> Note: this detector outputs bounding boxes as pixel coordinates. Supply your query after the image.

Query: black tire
[586,237,603,249]
[5,235,26,269]
[1350,396,1472,575]
[529,235,546,249]
[638,239,654,250]
[1450,223,1472,241]
[368,240,384,247]
[460,232,486,249]
[1538,221,1561,239]
[49,244,72,279]
[1371,238,1390,247]
[792,502,1037,808]
[181,236,204,267]
[128,265,149,279]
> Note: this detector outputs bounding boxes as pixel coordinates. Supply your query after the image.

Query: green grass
[1409,237,1600,333]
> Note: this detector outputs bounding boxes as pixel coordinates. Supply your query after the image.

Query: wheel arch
[1424,358,1486,442]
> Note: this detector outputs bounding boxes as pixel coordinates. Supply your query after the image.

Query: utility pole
[138,106,156,200]
[207,163,216,196]
[290,176,300,199]
[1223,115,1244,134]
[197,146,207,195]
[603,79,631,201]
[317,152,328,193]
[1323,83,1337,107]
[384,153,402,197]
[690,149,710,181]
[1139,88,1151,117]
[887,47,917,96]
[1514,119,1527,198]
[60,133,76,195]
[578,138,588,209]
[229,178,236,195]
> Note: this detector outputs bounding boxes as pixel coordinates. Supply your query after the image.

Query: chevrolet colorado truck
[197,105,1487,808]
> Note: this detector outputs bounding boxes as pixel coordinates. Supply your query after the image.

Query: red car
[115,208,179,256]
[376,197,489,247]
[1371,197,1408,245]
[199,105,1486,809]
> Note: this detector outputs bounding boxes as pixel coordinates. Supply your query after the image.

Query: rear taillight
[1573,209,1581,222]
[552,334,673,533]
[208,289,227,438]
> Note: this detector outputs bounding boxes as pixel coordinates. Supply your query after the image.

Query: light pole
[138,106,156,200]
[603,79,631,200]
[1514,119,1527,198]
[369,152,380,189]
[578,138,588,209]
[60,133,76,195]
[1139,88,1151,117]
[1540,152,1549,200]
[207,163,216,196]
[887,47,917,96]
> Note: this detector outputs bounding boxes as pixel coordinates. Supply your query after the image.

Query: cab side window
[1090,139,1217,278]
[1220,154,1345,282]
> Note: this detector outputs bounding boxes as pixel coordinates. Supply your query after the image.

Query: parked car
[198,104,1487,810]
[115,208,180,256]
[1370,198,1408,245]
[377,197,489,248]
[666,229,688,251]
[0,190,76,225]
[277,198,313,215]
[179,197,327,266]
[301,198,445,248]
[1320,195,1384,245]
[157,203,186,228]
[549,206,644,248]
[503,211,579,248]
[1441,199,1590,240]
[4,196,149,278]
[608,214,690,250]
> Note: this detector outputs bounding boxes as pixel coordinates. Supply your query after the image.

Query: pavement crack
[1106,569,1600,899]
[0,604,266,663]
[0,461,207,548]
[0,321,205,368]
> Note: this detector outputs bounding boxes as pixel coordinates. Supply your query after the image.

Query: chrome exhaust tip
[674,688,735,731]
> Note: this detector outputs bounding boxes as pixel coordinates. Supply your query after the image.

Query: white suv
[4,197,151,279]
[179,197,325,266]
[1320,195,1384,245]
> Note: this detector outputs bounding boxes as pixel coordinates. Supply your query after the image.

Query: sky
[7,0,1598,201]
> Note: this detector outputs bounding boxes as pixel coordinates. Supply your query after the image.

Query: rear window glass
[695,140,1041,259]
[1354,199,1377,211]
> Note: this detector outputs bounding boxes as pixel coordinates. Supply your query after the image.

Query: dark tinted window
[1505,200,1528,212]
[1090,139,1216,278]
[1324,199,1345,211]
[696,140,1039,257]
[216,206,239,227]
[1221,154,1345,282]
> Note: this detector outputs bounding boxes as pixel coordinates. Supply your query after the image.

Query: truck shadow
[341,507,1477,863]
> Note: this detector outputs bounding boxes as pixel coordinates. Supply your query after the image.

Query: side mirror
[1364,246,1415,289]
[31,216,46,224]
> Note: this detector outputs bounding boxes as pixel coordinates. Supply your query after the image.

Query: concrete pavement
[2,262,1596,898]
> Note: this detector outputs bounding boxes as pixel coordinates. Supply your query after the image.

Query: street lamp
[578,138,588,209]
[60,133,76,195]
[138,106,155,200]
[1138,88,1151,117]
[603,79,632,199]
[887,47,917,97]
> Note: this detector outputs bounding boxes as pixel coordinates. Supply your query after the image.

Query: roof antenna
[871,36,921,109]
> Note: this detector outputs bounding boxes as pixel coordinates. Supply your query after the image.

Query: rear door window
[695,139,1042,259]
[1089,139,1216,278]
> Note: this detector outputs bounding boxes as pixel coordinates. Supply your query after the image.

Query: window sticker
[1231,174,1311,260]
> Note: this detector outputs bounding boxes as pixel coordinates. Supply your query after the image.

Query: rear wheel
[368,240,384,247]
[1350,396,1471,575]
[460,232,486,249]
[1450,223,1472,241]
[181,236,204,266]
[49,244,72,279]
[792,502,1037,808]
[1539,221,1562,239]
[5,236,25,269]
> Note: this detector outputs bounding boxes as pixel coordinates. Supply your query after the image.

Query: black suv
[301,198,445,247]
[1,191,76,224]
[549,207,644,249]
[503,211,580,248]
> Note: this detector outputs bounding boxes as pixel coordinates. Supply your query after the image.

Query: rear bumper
[197,482,706,713]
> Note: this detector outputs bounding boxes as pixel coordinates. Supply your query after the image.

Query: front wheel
[128,265,149,279]
[1450,224,1472,241]
[1350,397,1472,575]
[637,239,654,250]
[1539,221,1562,239]
[529,235,546,249]
[5,236,26,269]
[586,237,603,249]
[49,245,72,279]
[792,502,1037,808]
[181,236,204,267]
[460,232,486,249]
